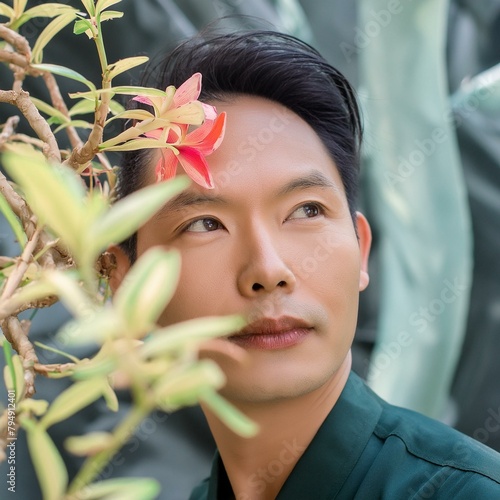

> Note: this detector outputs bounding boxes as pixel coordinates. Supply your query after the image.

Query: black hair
[117,30,363,261]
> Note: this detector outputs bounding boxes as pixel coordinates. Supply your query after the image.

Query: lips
[227,316,313,350]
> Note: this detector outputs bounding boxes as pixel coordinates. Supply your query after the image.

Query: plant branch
[0,89,60,162]
[0,317,38,398]
[0,228,41,301]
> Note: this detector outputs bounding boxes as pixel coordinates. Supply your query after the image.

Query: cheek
[158,248,232,326]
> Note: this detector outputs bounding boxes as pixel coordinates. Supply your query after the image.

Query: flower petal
[173,73,202,107]
[155,149,178,182]
[177,147,214,189]
[132,95,153,106]
[185,112,226,155]
[202,103,217,121]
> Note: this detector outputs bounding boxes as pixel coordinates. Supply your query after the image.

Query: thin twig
[0,228,41,301]
[0,116,20,146]
[0,89,60,162]
[0,317,38,398]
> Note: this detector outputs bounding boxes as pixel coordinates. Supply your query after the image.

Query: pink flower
[133,73,226,188]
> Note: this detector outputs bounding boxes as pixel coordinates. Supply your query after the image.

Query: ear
[356,212,371,292]
[107,245,131,293]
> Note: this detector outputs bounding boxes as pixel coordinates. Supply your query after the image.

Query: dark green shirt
[190,372,500,499]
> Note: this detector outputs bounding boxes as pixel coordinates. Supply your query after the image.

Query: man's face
[128,96,370,404]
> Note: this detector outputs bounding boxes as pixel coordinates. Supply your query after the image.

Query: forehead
[145,95,346,205]
[205,96,343,195]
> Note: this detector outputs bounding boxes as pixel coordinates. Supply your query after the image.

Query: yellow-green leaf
[74,18,94,35]
[2,153,86,257]
[13,0,27,18]
[31,11,78,64]
[0,191,27,248]
[65,431,114,456]
[3,354,26,402]
[200,390,259,438]
[31,63,96,92]
[10,4,77,30]
[40,378,106,429]
[0,4,14,19]
[17,398,49,416]
[26,425,68,500]
[87,176,188,255]
[69,99,97,116]
[113,248,181,332]
[96,0,123,13]
[106,56,149,81]
[71,478,160,500]
[102,381,118,411]
[99,10,123,22]
[155,360,226,404]
[80,0,96,16]
[141,316,246,358]
[30,96,69,123]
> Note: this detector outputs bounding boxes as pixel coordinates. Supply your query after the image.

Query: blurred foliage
[0,1,256,498]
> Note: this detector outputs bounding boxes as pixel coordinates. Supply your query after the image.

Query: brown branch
[0,295,59,321]
[0,116,20,146]
[64,87,111,169]
[0,228,41,301]
[0,49,27,70]
[0,89,60,162]
[34,362,75,377]
[0,25,31,61]
[9,133,45,149]
[0,317,38,398]
[42,72,83,151]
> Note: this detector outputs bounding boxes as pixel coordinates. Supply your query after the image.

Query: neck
[201,354,352,500]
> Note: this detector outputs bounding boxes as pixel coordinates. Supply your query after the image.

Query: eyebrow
[153,170,340,219]
[153,191,228,220]
[276,170,341,197]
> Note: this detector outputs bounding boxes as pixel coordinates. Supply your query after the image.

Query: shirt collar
[205,371,383,499]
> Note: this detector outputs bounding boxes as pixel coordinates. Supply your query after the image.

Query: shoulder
[371,391,500,495]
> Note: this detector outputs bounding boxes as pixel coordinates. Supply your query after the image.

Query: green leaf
[31,11,78,64]
[3,354,25,402]
[2,340,16,396]
[0,191,27,248]
[65,432,114,456]
[155,360,226,408]
[0,4,15,19]
[40,378,107,429]
[53,119,93,134]
[69,99,97,116]
[99,10,123,22]
[200,390,259,438]
[113,248,181,332]
[102,381,119,411]
[2,153,87,257]
[81,0,96,16]
[74,18,94,35]
[109,99,125,115]
[141,316,246,358]
[99,137,177,152]
[30,96,69,123]
[26,425,68,500]
[31,63,97,92]
[87,176,188,255]
[57,310,122,346]
[10,4,77,30]
[13,0,28,18]
[96,0,123,13]
[44,271,97,318]
[71,478,160,500]
[34,341,80,363]
[106,56,149,81]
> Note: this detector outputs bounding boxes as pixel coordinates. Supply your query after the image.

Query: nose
[237,226,297,297]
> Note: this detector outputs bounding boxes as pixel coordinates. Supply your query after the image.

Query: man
[110,31,500,499]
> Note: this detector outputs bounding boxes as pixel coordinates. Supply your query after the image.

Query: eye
[287,203,323,221]
[183,217,224,233]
